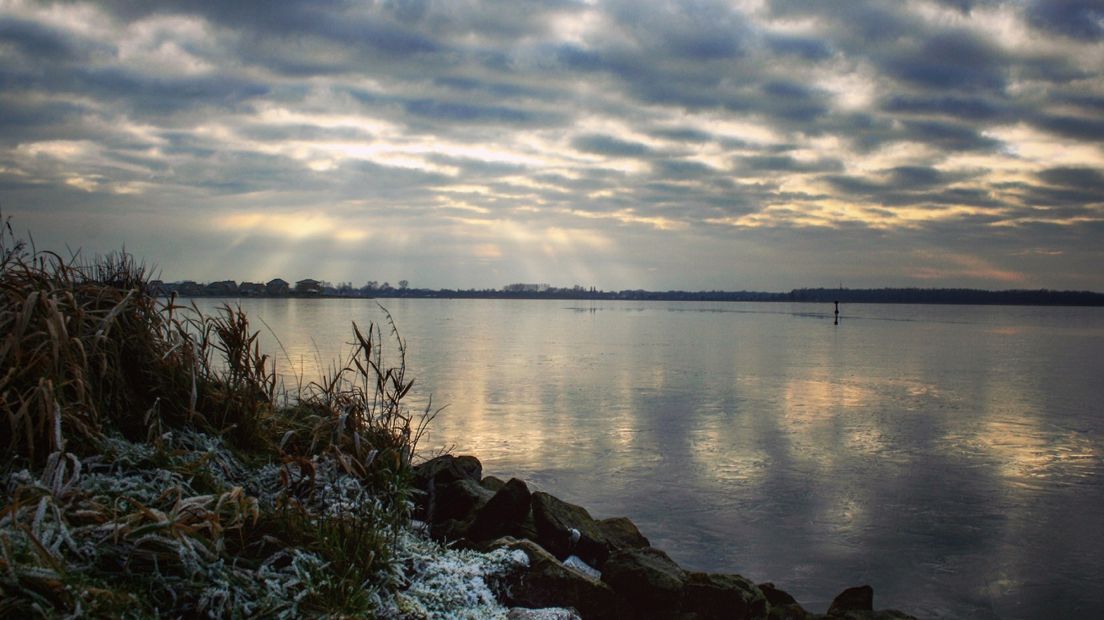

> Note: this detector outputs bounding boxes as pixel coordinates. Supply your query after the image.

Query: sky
[1,0,1102,291]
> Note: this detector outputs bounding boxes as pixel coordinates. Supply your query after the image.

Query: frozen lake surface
[192,298,1104,618]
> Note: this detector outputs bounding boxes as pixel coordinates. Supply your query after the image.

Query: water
[192,298,1104,618]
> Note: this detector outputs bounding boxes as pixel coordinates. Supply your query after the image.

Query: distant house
[239,282,266,296]
[176,281,203,296]
[503,283,550,293]
[266,278,290,296]
[294,278,322,295]
[206,280,239,296]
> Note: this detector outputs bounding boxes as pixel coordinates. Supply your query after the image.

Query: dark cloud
[649,127,719,144]
[572,134,654,158]
[821,167,994,209]
[881,95,1008,121]
[767,0,918,45]
[432,76,548,100]
[736,155,844,174]
[1030,114,1104,142]
[882,30,1006,91]
[0,96,87,142]
[1027,0,1104,40]
[0,16,104,61]
[606,0,749,61]
[403,99,535,124]
[764,34,832,61]
[1037,167,1104,189]
[757,81,830,122]
[651,159,718,179]
[73,68,271,115]
[899,119,1002,151]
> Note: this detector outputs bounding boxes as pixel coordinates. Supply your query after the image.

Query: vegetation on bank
[0,221,453,617]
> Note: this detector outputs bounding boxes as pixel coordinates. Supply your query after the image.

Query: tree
[398,279,409,290]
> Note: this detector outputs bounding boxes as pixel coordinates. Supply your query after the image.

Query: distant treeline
[155,279,1104,306]
[786,288,1104,306]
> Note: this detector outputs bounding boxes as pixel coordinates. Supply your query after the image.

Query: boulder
[761,582,810,619]
[482,475,507,492]
[413,454,482,490]
[413,455,483,520]
[828,585,873,616]
[680,572,768,619]
[466,478,532,542]
[758,582,798,608]
[429,517,471,543]
[530,493,653,569]
[825,585,916,619]
[531,492,609,566]
[601,547,687,615]
[492,537,619,620]
[596,517,649,553]
[432,478,495,524]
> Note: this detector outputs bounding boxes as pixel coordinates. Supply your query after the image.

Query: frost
[3,431,559,618]
[391,534,530,619]
[563,555,600,580]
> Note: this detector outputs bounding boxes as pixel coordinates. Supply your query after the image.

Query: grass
[0,218,438,618]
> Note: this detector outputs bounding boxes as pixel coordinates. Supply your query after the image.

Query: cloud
[881,30,1007,91]
[1026,0,1104,40]
[572,134,654,158]
[0,0,1101,290]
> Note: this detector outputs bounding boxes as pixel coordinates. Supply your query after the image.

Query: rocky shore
[413,454,916,620]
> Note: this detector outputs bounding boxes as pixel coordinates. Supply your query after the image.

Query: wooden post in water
[834,300,839,326]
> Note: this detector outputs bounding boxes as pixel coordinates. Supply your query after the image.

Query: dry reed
[0,218,436,617]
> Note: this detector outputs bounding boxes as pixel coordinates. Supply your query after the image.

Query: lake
[191,297,1104,618]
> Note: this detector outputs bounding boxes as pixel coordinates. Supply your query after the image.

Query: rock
[530,493,652,569]
[517,509,541,542]
[601,547,687,615]
[467,478,532,541]
[413,455,483,520]
[531,492,609,566]
[432,478,494,524]
[828,585,873,615]
[563,555,601,580]
[492,537,619,620]
[595,517,650,553]
[680,572,768,619]
[413,454,483,490]
[429,517,471,542]
[482,475,507,492]
[759,582,798,608]
[760,582,810,619]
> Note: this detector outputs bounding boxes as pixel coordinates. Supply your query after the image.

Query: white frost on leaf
[392,534,530,619]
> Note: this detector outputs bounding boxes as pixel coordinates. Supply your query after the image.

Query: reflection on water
[191,298,1104,618]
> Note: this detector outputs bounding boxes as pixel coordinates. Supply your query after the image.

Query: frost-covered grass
[391,535,529,619]
[0,220,447,617]
[3,430,544,618]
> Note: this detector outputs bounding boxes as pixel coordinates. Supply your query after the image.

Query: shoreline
[412,453,916,619]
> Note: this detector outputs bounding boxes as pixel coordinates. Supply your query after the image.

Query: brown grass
[0,217,437,616]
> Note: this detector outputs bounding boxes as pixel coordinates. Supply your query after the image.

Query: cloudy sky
[1,0,1102,291]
